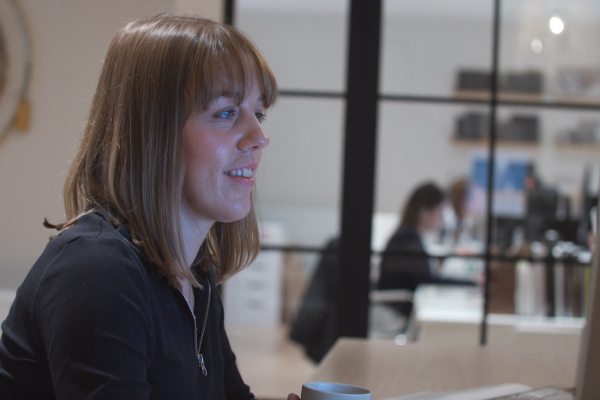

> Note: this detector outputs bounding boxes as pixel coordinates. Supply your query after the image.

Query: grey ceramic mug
[301,382,372,400]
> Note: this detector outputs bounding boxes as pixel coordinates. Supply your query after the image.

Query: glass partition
[225,2,349,398]
[372,0,495,344]
[257,96,344,255]
[483,109,600,320]
[479,0,600,325]
[224,96,344,394]
[372,102,488,342]
[224,1,600,397]
[373,0,599,346]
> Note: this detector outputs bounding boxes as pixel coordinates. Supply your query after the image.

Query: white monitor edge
[575,197,600,399]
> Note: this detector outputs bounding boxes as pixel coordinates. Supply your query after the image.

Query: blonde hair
[53,14,277,287]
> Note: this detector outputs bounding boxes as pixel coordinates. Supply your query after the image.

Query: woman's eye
[215,109,236,120]
[255,112,267,124]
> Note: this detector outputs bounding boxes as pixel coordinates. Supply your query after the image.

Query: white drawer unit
[224,222,286,327]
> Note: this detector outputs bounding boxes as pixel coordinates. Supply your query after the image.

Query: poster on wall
[467,150,530,218]
[0,0,30,138]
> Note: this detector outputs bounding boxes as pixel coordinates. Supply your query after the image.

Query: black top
[377,228,474,316]
[0,212,254,400]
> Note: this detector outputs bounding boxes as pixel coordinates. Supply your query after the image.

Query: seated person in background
[377,182,477,321]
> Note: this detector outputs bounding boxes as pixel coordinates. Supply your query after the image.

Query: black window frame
[226,0,599,346]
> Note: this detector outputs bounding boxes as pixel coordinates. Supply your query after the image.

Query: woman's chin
[218,204,252,223]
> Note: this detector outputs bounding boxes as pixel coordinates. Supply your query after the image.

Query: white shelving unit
[414,285,585,336]
[223,222,287,327]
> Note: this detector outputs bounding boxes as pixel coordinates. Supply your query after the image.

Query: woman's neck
[179,211,213,269]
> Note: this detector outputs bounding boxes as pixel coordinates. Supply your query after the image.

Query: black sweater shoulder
[0,212,253,400]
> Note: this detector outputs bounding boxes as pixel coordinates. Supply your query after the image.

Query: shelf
[554,143,600,152]
[454,90,600,109]
[451,137,539,148]
[451,139,600,151]
[552,95,600,107]
[454,89,542,104]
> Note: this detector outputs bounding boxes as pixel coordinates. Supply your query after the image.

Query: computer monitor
[524,187,558,242]
[575,196,600,399]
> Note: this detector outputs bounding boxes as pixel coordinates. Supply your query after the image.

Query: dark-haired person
[377,183,477,322]
[0,14,287,400]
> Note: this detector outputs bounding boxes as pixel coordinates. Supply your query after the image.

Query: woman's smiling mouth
[224,168,253,177]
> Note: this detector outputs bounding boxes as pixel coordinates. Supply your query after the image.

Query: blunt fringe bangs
[55,14,278,287]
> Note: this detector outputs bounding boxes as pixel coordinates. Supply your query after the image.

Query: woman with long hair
[377,182,476,319]
[0,14,279,399]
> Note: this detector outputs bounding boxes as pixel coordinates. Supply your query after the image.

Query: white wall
[175,0,223,21]
[0,0,223,288]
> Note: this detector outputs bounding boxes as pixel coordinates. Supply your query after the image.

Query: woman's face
[419,203,445,234]
[180,81,269,229]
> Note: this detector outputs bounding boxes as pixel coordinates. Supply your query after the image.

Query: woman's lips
[224,166,256,187]
[225,173,255,187]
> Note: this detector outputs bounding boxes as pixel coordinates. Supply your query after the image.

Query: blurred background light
[549,16,565,34]
[531,38,543,53]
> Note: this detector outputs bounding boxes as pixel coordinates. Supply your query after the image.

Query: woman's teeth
[225,168,252,177]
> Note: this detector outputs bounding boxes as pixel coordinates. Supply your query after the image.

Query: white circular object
[531,39,543,54]
[302,382,372,400]
[549,16,564,34]
[394,334,408,345]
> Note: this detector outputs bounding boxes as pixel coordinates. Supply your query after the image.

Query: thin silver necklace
[184,280,195,310]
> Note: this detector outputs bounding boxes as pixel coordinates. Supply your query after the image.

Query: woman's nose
[238,114,270,151]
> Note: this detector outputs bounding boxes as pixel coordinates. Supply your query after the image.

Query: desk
[310,338,579,399]
[413,285,584,345]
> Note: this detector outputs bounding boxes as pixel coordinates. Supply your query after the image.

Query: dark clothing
[290,231,476,363]
[377,228,475,317]
[289,238,339,364]
[0,212,253,400]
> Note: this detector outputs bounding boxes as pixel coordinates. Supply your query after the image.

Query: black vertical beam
[480,0,502,346]
[546,257,556,317]
[224,0,235,25]
[337,0,383,338]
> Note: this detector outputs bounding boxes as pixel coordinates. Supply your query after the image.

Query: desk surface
[310,337,580,399]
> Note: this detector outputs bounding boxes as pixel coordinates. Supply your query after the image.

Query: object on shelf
[488,259,516,314]
[514,244,548,317]
[457,70,491,91]
[455,112,488,140]
[501,72,543,94]
[554,67,600,98]
[553,241,592,318]
[555,120,600,146]
[455,69,543,94]
[498,115,539,142]
[454,112,539,143]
